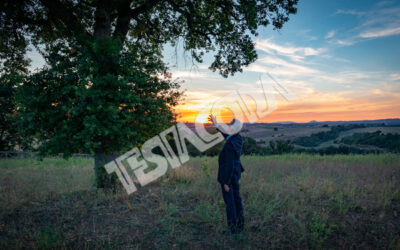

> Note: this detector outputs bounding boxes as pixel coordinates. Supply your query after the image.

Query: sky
[163,0,400,123]
[28,0,400,123]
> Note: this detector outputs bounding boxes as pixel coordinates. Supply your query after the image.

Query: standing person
[209,115,245,233]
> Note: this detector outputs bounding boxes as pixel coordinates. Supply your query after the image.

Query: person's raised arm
[208,114,217,126]
[208,114,229,135]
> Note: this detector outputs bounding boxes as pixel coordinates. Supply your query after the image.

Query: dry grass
[0,154,399,249]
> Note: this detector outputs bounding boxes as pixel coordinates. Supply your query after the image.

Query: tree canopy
[2,0,298,76]
[1,0,298,189]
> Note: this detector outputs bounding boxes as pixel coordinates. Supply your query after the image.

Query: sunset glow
[164,0,400,123]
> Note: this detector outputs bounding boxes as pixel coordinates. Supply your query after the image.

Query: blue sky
[163,0,400,122]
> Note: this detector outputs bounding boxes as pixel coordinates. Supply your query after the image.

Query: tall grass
[0,154,399,249]
[0,157,94,209]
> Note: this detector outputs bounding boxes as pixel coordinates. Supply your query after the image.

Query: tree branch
[130,0,164,19]
[113,0,164,46]
[113,0,133,46]
[94,0,112,38]
[131,16,166,43]
[39,0,90,37]
[166,0,213,43]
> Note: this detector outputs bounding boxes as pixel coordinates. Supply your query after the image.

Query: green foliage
[35,226,65,249]
[14,37,181,189]
[242,136,269,155]
[200,158,212,177]
[0,4,30,150]
[308,212,333,249]
[2,0,298,77]
[15,39,181,157]
[341,130,400,152]
[294,124,366,147]
[0,70,24,150]
[194,200,222,224]
[332,191,350,215]
[295,145,380,155]
[268,140,294,154]
[262,197,279,224]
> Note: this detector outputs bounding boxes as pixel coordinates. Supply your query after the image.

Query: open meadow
[0,154,399,249]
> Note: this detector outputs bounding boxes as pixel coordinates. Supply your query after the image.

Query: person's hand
[224,184,230,192]
[208,114,217,125]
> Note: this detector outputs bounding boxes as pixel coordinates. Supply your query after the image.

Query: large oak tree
[1,0,298,189]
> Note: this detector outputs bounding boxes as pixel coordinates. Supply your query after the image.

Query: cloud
[170,70,210,79]
[389,73,400,81]
[334,57,351,63]
[376,1,395,7]
[175,62,400,122]
[296,29,318,41]
[359,26,400,38]
[246,42,395,90]
[332,39,355,46]
[246,55,320,77]
[330,4,400,46]
[333,9,366,16]
[172,3,400,123]
[325,30,337,39]
[176,83,400,122]
[255,39,326,62]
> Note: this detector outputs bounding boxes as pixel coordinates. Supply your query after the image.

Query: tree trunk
[92,2,117,191]
[94,152,118,192]
[94,0,112,39]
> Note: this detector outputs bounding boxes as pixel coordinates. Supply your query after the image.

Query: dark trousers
[221,179,244,232]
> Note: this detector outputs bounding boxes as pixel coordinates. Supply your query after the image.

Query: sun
[195,114,210,124]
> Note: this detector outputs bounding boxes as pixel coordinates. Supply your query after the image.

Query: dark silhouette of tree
[1,0,298,189]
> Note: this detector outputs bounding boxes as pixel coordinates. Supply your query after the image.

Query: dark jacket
[218,134,244,185]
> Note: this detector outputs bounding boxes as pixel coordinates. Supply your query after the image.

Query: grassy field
[0,154,399,249]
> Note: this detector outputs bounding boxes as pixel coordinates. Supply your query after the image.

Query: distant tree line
[183,136,294,157]
[340,131,400,153]
[185,134,383,156]
[295,145,381,155]
[133,127,400,157]
[293,124,367,147]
